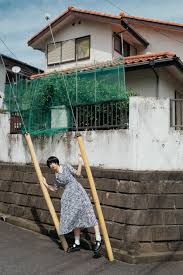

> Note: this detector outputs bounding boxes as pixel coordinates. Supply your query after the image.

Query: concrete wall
[0,63,6,109]
[1,97,183,171]
[46,20,113,72]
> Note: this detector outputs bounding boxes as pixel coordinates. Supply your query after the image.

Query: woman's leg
[93,223,102,253]
[67,228,81,253]
[74,228,81,245]
[94,224,101,241]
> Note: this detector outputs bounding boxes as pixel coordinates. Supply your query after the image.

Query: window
[114,34,122,55]
[123,40,130,57]
[47,36,90,66]
[47,43,61,65]
[113,34,131,57]
[76,36,90,61]
[61,39,75,63]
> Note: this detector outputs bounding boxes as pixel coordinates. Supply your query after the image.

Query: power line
[0,36,18,59]
[104,0,183,46]
[104,0,130,15]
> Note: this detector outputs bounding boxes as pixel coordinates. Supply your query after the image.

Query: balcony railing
[10,100,129,134]
[10,112,22,134]
[72,100,129,130]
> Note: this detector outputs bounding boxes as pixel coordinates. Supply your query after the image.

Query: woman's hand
[76,154,83,177]
[42,177,57,191]
[78,154,83,165]
[42,177,48,187]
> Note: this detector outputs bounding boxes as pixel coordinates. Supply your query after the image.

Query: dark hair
[47,156,59,168]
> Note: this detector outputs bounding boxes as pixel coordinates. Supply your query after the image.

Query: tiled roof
[0,53,43,77]
[120,13,183,29]
[30,51,176,79]
[68,6,121,19]
[28,6,183,47]
[125,51,176,64]
[28,6,121,46]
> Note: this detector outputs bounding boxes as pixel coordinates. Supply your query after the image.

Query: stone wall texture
[1,163,183,263]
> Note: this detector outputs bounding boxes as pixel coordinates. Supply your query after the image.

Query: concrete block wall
[1,163,183,263]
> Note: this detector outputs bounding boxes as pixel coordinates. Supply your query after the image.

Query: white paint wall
[126,68,183,98]
[45,20,113,72]
[130,97,183,170]
[1,97,183,171]
[126,69,157,97]
[133,25,183,61]
[0,113,10,162]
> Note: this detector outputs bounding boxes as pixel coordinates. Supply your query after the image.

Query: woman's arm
[76,155,83,177]
[42,177,57,192]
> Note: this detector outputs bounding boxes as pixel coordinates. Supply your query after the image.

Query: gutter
[125,57,183,72]
[149,60,159,98]
[125,56,183,97]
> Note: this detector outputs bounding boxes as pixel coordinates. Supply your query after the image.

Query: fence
[10,100,129,134]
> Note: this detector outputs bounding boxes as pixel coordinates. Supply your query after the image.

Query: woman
[43,155,102,254]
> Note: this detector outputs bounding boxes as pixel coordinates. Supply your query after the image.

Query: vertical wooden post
[24,133,68,252]
[77,135,114,262]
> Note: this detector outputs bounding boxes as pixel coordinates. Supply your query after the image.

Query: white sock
[75,235,80,245]
[94,225,102,242]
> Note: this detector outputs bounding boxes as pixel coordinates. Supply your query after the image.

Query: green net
[4,63,127,135]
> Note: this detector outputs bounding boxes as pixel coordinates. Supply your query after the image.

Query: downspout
[149,60,159,98]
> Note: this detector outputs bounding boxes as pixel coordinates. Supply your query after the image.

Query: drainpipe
[149,60,159,98]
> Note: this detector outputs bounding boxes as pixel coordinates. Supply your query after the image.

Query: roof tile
[30,51,176,79]
[121,14,183,28]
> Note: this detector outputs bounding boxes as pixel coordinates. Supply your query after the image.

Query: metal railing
[72,100,129,130]
[170,99,183,129]
[10,112,22,134]
[10,100,129,134]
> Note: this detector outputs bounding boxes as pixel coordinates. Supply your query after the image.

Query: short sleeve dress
[54,163,97,235]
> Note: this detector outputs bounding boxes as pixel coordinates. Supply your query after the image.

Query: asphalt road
[0,221,183,275]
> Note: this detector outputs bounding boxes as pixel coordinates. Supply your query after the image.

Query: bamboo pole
[77,135,114,262]
[24,133,68,252]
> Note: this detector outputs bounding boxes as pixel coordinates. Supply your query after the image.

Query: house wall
[126,68,183,98]
[45,20,113,72]
[126,69,157,97]
[1,97,183,171]
[133,24,183,61]
[158,70,183,98]
[0,64,6,109]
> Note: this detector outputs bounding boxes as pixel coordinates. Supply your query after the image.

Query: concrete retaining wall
[1,163,183,263]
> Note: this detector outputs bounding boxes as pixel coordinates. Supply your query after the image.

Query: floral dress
[54,163,97,235]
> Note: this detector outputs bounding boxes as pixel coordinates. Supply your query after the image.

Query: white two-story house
[1,6,183,169]
[28,6,183,101]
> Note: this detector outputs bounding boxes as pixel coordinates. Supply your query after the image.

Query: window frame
[61,38,76,64]
[47,42,62,66]
[47,35,91,66]
[123,40,131,57]
[75,35,90,61]
[114,34,122,55]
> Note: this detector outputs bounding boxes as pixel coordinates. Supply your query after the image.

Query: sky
[0,0,183,69]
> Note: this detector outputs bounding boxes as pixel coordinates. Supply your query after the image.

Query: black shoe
[93,240,102,253]
[67,243,80,253]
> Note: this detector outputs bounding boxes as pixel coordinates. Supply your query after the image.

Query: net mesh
[4,64,127,135]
